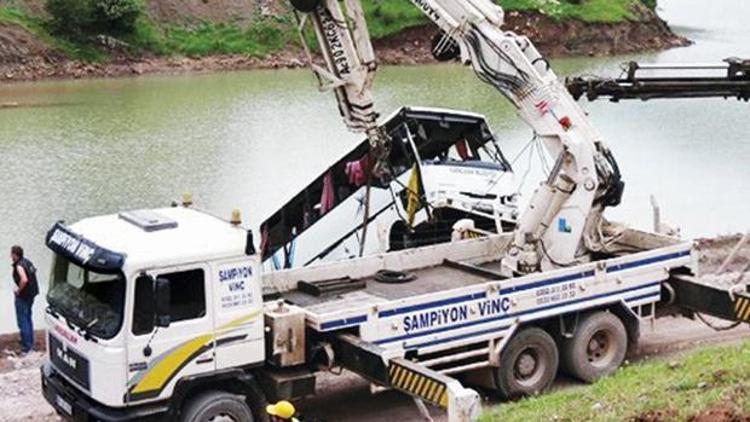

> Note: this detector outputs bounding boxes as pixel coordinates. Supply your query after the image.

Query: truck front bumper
[41,362,168,422]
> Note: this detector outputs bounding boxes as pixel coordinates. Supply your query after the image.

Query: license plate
[56,394,73,416]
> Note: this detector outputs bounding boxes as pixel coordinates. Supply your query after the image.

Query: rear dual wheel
[560,311,628,383]
[493,312,628,399]
[494,327,559,399]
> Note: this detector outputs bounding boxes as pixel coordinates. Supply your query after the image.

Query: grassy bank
[0,0,659,62]
[0,6,98,60]
[365,0,655,38]
[503,0,655,23]
[0,6,297,59]
[123,16,297,57]
[483,340,750,421]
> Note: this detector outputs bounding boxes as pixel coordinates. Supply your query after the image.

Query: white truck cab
[42,207,266,420]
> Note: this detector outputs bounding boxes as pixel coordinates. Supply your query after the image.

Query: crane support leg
[668,273,750,323]
[334,334,481,421]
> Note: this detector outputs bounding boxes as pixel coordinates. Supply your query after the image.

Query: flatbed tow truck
[40,193,749,422]
[40,0,749,421]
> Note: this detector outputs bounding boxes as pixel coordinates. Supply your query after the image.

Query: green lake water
[0,0,748,333]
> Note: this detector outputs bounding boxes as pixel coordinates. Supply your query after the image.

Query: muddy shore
[0,10,689,83]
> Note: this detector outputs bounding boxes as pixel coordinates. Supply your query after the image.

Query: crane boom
[566,58,750,102]
[291,0,625,274]
[292,0,390,170]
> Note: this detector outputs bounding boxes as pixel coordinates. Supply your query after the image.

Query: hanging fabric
[406,164,421,226]
[345,155,369,186]
[455,138,470,160]
[320,170,335,214]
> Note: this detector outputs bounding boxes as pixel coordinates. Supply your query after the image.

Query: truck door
[211,258,265,370]
[126,264,214,403]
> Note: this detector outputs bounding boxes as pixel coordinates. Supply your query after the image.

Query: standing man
[11,246,39,355]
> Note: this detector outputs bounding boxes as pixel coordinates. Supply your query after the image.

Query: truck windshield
[47,255,125,340]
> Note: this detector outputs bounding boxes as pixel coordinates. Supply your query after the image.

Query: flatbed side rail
[334,334,481,421]
[668,274,750,323]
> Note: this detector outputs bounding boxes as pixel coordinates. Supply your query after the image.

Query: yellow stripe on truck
[130,311,261,396]
[131,334,212,394]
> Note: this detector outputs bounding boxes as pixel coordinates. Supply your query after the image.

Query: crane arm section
[291,0,625,274]
[292,0,389,169]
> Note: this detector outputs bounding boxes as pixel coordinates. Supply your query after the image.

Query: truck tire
[181,391,255,422]
[494,327,559,399]
[560,311,627,383]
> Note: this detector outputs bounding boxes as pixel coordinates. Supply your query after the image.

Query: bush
[45,0,143,37]
[45,0,95,37]
[92,0,142,34]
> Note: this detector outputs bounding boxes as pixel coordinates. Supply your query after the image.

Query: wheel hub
[515,350,539,379]
[587,331,611,363]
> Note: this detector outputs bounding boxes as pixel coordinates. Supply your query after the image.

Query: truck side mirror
[154,278,171,328]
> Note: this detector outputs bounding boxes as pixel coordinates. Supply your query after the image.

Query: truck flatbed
[264,229,694,357]
[283,263,490,309]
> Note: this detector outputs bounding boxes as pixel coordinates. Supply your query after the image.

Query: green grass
[0,7,33,28]
[362,1,426,39]
[500,0,640,23]
[158,18,296,57]
[483,341,750,421]
[0,6,103,61]
[359,0,653,37]
[105,14,299,58]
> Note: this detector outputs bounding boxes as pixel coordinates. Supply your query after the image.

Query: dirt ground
[0,234,747,422]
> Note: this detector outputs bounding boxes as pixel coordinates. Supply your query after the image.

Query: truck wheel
[494,327,559,399]
[560,311,627,383]
[181,391,255,422]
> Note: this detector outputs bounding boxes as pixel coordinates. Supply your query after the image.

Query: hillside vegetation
[366,0,658,39]
[0,0,660,61]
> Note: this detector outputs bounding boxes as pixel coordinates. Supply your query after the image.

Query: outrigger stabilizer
[665,236,750,327]
[666,273,750,326]
[566,57,750,102]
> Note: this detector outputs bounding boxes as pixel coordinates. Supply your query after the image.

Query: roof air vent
[118,210,178,232]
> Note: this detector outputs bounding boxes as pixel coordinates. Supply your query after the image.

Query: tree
[45,0,143,37]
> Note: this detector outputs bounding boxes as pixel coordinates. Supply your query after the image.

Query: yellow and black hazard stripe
[388,361,449,408]
[734,296,750,322]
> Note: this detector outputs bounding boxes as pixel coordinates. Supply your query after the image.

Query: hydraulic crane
[290,0,625,275]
